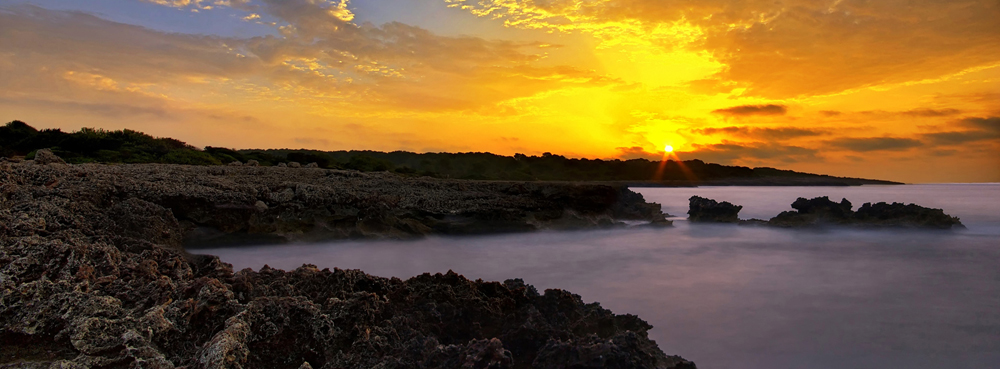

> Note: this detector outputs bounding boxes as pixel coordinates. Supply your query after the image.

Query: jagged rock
[245,160,260,167]
[768,196,854,227]
[305,162,319,168]
[767,196,964,229]
[688,196,964,230]
[0,163,667,246]
[288,162,302,168]
[229,161,243,166]
[33,148,66,165]
[533,332,696,369]
[687,196,742,223]
[854,201,964,229]
[277,162,287,168]
[0,167,695,368]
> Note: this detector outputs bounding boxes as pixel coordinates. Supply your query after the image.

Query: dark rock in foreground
[688,196,964,229]
[0,161,693,368]
[687,196,743,223]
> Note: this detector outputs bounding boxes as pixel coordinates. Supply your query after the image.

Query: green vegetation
[1,120,861,183]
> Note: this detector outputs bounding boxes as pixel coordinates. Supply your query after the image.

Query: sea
[195,184,1000,369]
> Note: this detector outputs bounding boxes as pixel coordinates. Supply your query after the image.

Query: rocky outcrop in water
[767,197,855,227]
[0,161,694,368]
[687,196,742,223]
[851,201,964,229]
[687,196,964,229]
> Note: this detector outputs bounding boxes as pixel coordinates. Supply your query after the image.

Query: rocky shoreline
[6,155,671,247]
[0,159,693,368]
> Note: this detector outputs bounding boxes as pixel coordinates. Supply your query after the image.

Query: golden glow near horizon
[0,0,998,182]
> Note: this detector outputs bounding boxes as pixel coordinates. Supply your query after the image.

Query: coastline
[0,161,694,368]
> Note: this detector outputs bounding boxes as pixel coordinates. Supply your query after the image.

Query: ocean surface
[196,184,1000,369]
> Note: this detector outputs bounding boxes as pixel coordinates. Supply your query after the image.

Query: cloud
[681,141,818,164]
[691,126,826,140]
[711,104,787,117]
[962,116,1000,133]
[922,131,989,145]
[451,0,1000,98]
[922,116,1000,145]
[615,146,662,160]
[0,4,608,116]
[827,137,923,152]
[901,108,962,117]
[142,0,251,10]
[0,96,173,119]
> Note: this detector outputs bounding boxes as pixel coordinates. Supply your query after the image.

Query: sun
[664,145,674,153]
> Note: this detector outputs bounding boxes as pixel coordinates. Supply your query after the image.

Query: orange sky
[1,0,998,182]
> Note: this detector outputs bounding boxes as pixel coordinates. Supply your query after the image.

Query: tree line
[1,120,818,182]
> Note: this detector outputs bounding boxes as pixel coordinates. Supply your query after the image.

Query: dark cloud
[681,141,818,164]
[691,126,826,140]
[922,131,989,145]
[615,146,662,160]
[712,104,787,117]
[961,116,1000,133]
[901,108,962,117]
[819,111,841,117]
[827,137,923,152]
[921,116,1000,145]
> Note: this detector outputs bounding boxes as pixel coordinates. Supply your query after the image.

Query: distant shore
[613,176,903,187]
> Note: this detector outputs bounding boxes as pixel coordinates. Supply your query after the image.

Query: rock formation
[2,162,668,246]
[32,148,66,165]
[0,161,693,367]
[767,197,855,227]
[852,201,965,229]
[687,196,742,223]
[687,196,964,229]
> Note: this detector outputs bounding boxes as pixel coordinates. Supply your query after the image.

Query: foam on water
[197,184,1000,369]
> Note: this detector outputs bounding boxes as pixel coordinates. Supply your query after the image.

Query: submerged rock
[0,164,695,367]
[687,196,742,223]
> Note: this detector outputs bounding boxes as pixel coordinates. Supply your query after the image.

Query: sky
[1,0,998,183]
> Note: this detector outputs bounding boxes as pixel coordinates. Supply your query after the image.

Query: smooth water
[196,184,1000,369]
